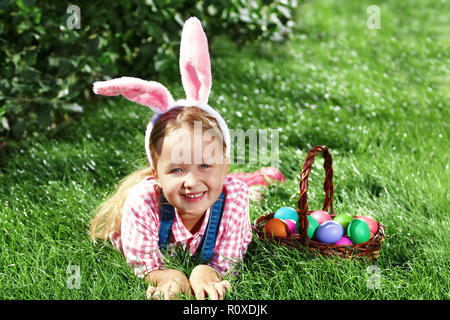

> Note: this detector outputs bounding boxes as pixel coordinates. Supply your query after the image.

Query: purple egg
[334,236,353,246]
[315,221,344,244]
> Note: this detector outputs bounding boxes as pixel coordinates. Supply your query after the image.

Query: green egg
[297,215,320,239]
[347,219,370,244]
[333,214,354,232]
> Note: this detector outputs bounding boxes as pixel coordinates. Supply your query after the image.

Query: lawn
[0,0,448,300]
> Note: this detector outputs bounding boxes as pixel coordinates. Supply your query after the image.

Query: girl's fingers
[165,282,181,300]
[205,285,219,300]
[213,283,224,300]
[147,285,172,300]
[146,285,157,300]
[194,288,206,300]
[220,280,232,293]
[147,286,168,300]
[192,281,232,300]
[147,280,186,300]
[150,282,232,300]
[215,280,232,300]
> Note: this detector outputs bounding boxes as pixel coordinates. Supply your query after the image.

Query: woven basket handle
[296,145,334,242]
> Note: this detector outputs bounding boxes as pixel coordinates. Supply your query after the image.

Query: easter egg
[334,236,353,246]
[333,214,354,231]
[274,207,298,222]
[264,218,289,237]
[315,221,344,244]
[347,219,370,244]
[298,215,320,239]
[355,216,378,234]
[285,219,298,235]
[310,210,332,225]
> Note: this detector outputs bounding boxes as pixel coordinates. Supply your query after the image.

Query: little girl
[89,17,284,300]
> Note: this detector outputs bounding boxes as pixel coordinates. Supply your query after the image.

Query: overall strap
[157,191,175,252]
[157,191,225,262]
[194,192,225,262]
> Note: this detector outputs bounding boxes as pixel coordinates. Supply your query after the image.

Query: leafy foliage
[0,0,298,149]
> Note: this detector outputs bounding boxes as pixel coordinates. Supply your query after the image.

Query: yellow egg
[264,218,289,237]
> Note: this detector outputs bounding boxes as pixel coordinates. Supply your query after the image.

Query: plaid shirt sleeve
[120,178,163,278]
[208,176,252,275]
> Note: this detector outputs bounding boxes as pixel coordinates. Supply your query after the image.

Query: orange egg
[264,218,289,237]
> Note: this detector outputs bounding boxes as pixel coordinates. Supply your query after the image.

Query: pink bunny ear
[92,77,174,113]
[179,17,212,103]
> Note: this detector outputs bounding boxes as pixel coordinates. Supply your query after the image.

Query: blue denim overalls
[158,191,225,262]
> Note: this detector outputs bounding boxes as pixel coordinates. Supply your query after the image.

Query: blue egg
[316,221,344,244]
[274,207,298,222]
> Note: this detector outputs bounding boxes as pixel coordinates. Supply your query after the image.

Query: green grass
[1,0,449,299]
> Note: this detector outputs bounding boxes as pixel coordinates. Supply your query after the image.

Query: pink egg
[356,216,378,234]
[310,210,332,225]
[334,236,353,246]
[284,219,298,235]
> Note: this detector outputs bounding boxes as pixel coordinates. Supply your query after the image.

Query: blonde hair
[89,106,226,243]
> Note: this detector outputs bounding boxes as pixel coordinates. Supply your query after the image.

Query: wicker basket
[253,145,386,261]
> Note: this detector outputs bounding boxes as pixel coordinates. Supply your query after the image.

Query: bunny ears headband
[92,17,231,168]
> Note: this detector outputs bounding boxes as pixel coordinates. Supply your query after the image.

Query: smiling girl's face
[152,124,229,224]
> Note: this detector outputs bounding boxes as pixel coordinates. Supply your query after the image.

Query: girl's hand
[145,269,190,300]
[189,264,232,300]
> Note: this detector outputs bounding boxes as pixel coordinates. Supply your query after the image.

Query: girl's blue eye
[170,168,182,173]
[200,164,210,169]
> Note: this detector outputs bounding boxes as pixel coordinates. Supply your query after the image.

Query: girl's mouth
[182,191,206,202]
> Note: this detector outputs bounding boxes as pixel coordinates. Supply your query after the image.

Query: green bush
[0,0,298,150]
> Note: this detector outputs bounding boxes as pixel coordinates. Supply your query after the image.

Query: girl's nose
[183,171,200,189]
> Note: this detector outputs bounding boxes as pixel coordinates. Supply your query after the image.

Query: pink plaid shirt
[110,175,252,278]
